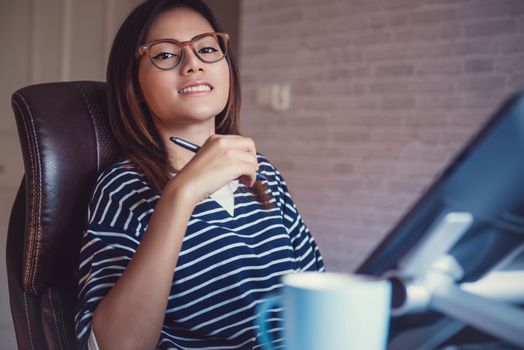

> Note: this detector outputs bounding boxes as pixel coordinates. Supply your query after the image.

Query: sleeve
[88,331,100,350]
[259,156,325,272]
[74,168,158,349]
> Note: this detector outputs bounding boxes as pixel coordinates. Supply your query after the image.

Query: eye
[152,52,178,61]
[199,47,219,55]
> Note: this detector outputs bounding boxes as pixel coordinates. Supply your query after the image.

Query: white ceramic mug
[256,272,391,350]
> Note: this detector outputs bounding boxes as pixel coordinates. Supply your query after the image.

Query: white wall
[0,0,139,348]
[0,0,240,347]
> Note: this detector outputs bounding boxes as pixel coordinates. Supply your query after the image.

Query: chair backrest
[7,81,122,350]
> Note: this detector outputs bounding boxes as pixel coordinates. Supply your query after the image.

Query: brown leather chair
[7,81,122,350]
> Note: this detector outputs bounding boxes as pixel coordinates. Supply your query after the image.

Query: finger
[239,170,257,187]
[234,151,259,173]
[241,137,256,155]
[205,134,243,145]
[229,137,257,156]
[239,175,256,188]
[208,135,257,156]
[228,171,256,189]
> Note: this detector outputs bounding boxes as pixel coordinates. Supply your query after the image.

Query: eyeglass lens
[148,34,226,70]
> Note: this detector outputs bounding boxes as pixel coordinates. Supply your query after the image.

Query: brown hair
[106,0,270,206]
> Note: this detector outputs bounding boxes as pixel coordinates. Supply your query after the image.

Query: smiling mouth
[178,84,213,94]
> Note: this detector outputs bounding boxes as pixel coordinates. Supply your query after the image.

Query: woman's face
[138,7,230,133]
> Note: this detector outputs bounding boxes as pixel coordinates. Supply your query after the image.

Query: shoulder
[97,159,145,182]
[256,153,290,196]
[93,159,153,197]
[88,159,159,228]
[256,153,281,177]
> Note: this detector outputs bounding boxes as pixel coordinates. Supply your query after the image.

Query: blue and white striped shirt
[75,154,324,349]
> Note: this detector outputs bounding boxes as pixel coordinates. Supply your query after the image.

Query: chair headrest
[11,81,122,295]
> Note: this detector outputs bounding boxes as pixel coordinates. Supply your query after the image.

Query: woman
[75,0,324,349]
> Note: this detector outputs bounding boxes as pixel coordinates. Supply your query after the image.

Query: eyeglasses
[137,32,229,70]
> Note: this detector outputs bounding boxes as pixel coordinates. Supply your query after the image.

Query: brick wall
[239,0,524,272]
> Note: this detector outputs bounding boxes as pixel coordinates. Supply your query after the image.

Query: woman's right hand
[166,134,260,205]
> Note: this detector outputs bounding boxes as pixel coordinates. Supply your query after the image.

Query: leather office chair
[7,81,122,350]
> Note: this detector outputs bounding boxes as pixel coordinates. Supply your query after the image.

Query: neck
[158,122,215,171]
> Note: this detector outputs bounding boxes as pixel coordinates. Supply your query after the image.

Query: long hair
[107,0,270,206]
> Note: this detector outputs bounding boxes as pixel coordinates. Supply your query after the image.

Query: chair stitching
[48,289,65,350]
[56,289,71,349]
[57,291,71,349]
[73,83,101,171]
[14,93,43,294]
[11,98,36,285]
[25,98,44,294]
[23,293,36,350]
[64,298,73,348]
[12,95,42,294]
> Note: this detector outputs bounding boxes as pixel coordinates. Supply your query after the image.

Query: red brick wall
[238,0,524,272]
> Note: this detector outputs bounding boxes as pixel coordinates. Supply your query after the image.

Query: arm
[83,135,260,350]
[263,159,325,272]
[91,180,195,350]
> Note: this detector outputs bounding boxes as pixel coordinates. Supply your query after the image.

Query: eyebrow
[145,32,216,44]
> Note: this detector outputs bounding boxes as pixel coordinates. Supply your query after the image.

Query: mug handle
[255,295,282,350]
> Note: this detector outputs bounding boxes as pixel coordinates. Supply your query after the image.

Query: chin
[184,103,226,118]
[179,109,222,123]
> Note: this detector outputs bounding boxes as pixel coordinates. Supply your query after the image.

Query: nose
[180,46,204,75]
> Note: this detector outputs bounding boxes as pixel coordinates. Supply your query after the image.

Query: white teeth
[178,85,212,94]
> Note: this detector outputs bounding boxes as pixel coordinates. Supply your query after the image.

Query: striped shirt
[75,154,325,349]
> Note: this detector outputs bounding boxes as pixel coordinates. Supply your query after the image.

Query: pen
[169,136,267,182]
